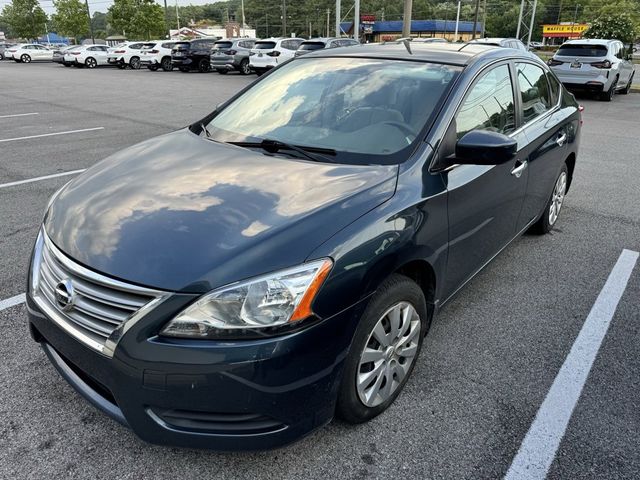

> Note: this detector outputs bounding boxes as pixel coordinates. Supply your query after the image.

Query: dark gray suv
[210,38,256,75]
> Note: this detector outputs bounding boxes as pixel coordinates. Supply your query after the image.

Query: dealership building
[340,19,482,43]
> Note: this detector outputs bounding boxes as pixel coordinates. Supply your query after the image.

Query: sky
[0,0,225,16]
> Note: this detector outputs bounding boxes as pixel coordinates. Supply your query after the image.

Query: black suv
[171,38,217,72]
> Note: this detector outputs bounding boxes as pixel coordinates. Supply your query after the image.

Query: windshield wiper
[227,139,337,163]
[200,122,212,138]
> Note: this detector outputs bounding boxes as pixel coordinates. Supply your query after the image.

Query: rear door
[515,61,571,229]
[441,62,529,297]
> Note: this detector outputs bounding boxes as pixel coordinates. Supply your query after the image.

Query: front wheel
[530,164,568,234]
[129,56,141,69]
[20,54,31,63]
[198,58,210,73]
[161,57,173,71]
[239,58,251,75]
[336,274,429,423]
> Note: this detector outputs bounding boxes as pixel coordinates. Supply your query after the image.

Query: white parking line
[0,112,39,119]
[0,126,104,143]
[0,293,26,312]
[505,249,639,480]
[0,169,86,189]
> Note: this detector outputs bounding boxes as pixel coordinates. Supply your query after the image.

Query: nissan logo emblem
[54,279,76,312]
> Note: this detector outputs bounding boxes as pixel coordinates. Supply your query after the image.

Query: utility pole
[282,0,287,37]
[176,0,181,30]
[572,4,579,24]
[163,0,169,38]
[326,9,330,37]
[402,0,412,38]
[266,13,269,37]
[335,0,341,36]
[241,0,246,37]
[454,0,461,42]
[471,0,480,40]
[84,0,95,44]
[354,0,360,42]
[481,0,487,38]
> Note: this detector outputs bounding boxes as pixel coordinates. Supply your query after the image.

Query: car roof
[306,41,518,67]
[563,39,615,46]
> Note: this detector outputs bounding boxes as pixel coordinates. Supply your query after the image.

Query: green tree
[52,0,89,43]
[108,0,166,39]
[583,4,638,44]
[1,0,47,40]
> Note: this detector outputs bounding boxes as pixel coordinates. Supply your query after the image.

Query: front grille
[33,231,166,356]
[148,408,287,435]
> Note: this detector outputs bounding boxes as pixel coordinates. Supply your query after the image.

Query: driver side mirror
[454,130,518,165]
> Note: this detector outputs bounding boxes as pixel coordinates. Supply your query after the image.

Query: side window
[291,39,303,49]
[516,63,552,124]
[546,71,561,105]
[281,40,291,50]
[615,43,624,59]
[455,64,515,139]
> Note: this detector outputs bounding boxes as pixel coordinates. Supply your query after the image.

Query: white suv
[64,44,109,68]
[249,38,304,75]
[548,39,635,101]
[107,42,155,69]
[9,44,54,63]
[140,41,177,71]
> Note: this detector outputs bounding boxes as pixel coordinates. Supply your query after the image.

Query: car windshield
[254,41,276,49]
[203,57,461,165]
[557,44,608,57]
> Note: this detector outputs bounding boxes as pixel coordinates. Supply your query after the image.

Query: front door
[441,62,529,298]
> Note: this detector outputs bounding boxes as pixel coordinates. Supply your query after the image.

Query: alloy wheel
[130,57,140,69]
[548,171,567,226]
[356,301,421,407]
[21,54,31,63]
[86,57,97,68]
[241,60,251,75]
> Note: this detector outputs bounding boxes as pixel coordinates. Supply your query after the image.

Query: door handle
[511,159,528,178]
[556,133,567,147]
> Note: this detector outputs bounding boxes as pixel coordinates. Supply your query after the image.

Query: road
[1,61,639,479]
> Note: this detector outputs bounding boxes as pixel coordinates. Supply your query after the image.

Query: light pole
[84,0,95,44]
[335,0,341,37]
[402,0,412,38]
[354,0,360,42]
[454,0,461,42]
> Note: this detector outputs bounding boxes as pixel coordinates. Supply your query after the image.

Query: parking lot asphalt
[1,61,639,479]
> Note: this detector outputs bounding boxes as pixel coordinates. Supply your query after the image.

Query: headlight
[160,258,333,338]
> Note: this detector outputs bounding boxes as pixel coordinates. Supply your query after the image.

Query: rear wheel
[129,56,141,69]
[620,73,634,95]
[161,57,173,71]
[20,54,31,63]
[529,164,568,234]
[336,274,429,423]
[239,58,251,75]
[85,57,97,68]
[198,58,210,73]
[600,79,616,101]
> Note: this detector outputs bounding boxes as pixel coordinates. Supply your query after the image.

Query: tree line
[0,0,638,43]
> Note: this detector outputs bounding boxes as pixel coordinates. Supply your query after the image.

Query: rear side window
[215,41,233,49]
[161,42,175,49]
[557,44,608,57]
[456,64,515,138]
[516,63,552,124]
[129,43,142,49]
[546,72,561,105]
[255,41,276,49]
[299,42,325,51]
[174,42,189,49]
[281,40,300,50]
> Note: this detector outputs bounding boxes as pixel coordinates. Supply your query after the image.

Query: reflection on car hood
[45,129,398,292]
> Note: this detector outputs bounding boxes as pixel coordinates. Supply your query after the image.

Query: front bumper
[27,289,365,450]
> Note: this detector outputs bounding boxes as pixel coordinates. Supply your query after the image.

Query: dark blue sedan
[27,41,581,450]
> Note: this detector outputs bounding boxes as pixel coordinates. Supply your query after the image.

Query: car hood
[45,129,397,293]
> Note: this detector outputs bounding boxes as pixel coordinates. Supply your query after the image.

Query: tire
[255,68,265,76]
[147,64,159,71]
[161,57,173,71]
[129,56,140,69]
[529,163,569,235]
[117,63,126,69]
[216,69,228,74]
[20,54,31,63]
[336,274,429,424]
[198,58,210,73]
[239,58,251,75]
[63,63,72,67]
[85,57,97,68]
[600,79,616,101]
[620,73,634,95]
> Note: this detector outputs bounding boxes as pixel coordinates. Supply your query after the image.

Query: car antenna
[403,39,412,55]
